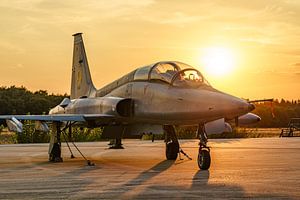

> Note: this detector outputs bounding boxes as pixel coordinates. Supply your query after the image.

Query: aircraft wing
[0,114,115,122]
[0,114,118,133]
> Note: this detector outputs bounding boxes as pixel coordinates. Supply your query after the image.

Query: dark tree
[0,86,68,115]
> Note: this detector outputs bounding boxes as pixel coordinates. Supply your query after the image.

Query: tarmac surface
[0,138,300,199]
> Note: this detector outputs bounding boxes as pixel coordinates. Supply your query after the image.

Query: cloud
[0,0,156,27]
[294,72,300,76]
[275,49,300,56]
[143,11,208,27]
[9,63,24,69]
[291,63,300,75]
[293,63,300,67]
[0,41,25,54]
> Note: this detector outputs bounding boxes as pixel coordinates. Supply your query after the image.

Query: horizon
[0,1,299,100]
[2,85,300,102]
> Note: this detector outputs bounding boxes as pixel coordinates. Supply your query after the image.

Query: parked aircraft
[0,33,261,170]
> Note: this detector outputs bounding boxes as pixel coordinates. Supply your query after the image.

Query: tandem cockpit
[97,61,211,97]
[134,61,211,88]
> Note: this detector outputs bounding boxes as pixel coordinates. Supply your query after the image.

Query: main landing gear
[163,125,192,161]
[49,122,63,162]
[197,125,211,170]
[163,125,180,160]
[48,122,94,166]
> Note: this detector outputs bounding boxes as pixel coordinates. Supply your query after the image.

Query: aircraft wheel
[197,149,211,170]
[166,142,179,160]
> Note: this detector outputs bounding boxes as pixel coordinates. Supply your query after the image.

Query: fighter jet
[0,33,261,170]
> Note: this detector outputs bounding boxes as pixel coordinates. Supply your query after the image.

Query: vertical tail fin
[71,33,96,99]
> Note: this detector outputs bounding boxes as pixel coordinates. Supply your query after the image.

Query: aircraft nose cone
[248,103,255,112]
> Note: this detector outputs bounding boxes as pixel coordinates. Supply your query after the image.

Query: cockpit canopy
[134,61,210,88]
[97,61,211,97]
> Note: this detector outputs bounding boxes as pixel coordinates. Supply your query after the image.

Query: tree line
[0,86,68,115]
[250,99,300,128]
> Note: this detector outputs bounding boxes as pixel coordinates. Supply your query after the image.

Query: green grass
[0,131,17,144]
[209,128,281,139]
[142,128,282,140]
[0,128,283,144]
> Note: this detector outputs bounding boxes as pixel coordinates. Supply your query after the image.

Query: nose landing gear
[197,125,211,170]
[198,144,211,170]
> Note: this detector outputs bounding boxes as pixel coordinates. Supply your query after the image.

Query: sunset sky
[0,0,299,100]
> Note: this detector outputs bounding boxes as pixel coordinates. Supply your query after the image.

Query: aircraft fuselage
[50,80,253,126]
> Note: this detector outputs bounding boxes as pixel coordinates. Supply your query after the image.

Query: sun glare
[201,47,236,77]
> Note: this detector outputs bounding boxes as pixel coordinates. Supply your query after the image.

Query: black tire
[197,149,211,170]
[166,142,179,160]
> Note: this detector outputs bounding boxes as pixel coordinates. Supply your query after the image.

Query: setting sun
[201,47,236,77]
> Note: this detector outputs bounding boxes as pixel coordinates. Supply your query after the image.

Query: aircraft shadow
[130,170,293,200]
[0,157,294,199]
[91,162,292,200]
[73,159,174,199]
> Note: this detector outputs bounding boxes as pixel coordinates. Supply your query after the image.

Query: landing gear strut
[48,122,95,166]
[49,122,63,162]
[197,125,211,170]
